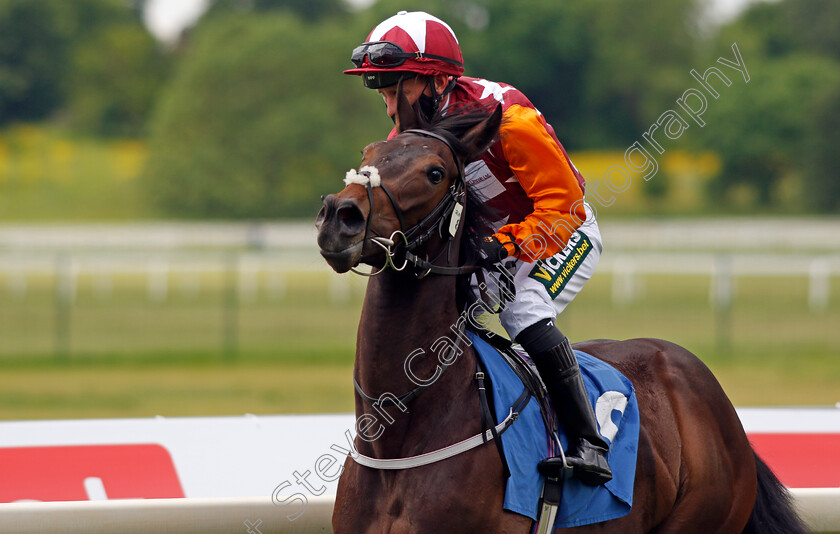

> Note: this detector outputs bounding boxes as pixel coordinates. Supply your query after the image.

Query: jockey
[344,11,610,486]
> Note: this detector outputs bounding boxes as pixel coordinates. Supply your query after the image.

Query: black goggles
[350,41,463,69]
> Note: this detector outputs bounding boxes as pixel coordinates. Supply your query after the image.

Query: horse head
[316,82,502,275]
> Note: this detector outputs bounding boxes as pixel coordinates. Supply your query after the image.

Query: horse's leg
[576,338,757,534]
[334,418,534,533]
[333,459,387,534]
[398,443,533,534]
[642,341,757,534]
[494,511,534,533]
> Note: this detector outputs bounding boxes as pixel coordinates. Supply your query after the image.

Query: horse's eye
[427,168,445,185]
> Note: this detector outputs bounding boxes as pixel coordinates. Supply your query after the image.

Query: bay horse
[315,88,805,533]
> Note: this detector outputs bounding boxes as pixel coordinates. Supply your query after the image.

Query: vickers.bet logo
[528,232,593,298]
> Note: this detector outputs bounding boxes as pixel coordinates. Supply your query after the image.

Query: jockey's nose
[381,92,400,118]
[317,194,367,238]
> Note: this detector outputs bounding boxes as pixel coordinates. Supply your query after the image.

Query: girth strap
[349,325,532,472]
[351,377,532,471]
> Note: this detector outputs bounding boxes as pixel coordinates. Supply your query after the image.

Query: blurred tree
[0,0,74,123]
[141,0,840,218]
[802,77,840,212]
[68,21,169,136]
[458,0,593,147]
[573,0,702,148]
[698,0,840,210]
[0,0,168,134]
[360,0,701,149]
[691,54,840,207]
[143,12,385,218]
[206,0,346,20]
[144,0,711,218]
[711,1,797,60]
[782,0,840,61]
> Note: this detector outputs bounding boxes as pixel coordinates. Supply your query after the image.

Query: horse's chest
[334,455,508,533]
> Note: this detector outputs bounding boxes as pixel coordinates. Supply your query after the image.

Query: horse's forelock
[424,101,500,160]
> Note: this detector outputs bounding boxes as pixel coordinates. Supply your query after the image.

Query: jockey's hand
[480,235,510,270]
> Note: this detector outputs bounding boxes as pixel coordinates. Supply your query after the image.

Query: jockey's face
[377,74,450,119]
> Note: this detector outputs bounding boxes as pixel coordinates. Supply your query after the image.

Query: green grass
[0,270,837,420]
[0,359,354,420]
[0,125,157,220]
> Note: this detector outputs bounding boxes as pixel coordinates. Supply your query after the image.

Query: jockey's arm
[494,105,586,263]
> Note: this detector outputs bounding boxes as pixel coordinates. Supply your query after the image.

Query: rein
[348,128,479,279]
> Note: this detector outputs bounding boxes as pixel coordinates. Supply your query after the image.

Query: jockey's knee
[516,318,565,355]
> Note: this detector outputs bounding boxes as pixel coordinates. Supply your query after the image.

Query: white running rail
[0,490,837,533]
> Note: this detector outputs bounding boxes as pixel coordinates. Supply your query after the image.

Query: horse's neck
[354,270,477,455]
[357,271,465,390]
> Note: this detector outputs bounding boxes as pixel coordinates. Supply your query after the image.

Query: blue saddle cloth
[466,331,640,529]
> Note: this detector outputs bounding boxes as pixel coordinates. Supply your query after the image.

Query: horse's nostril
[315,204,328,228]
[337,203,366,234]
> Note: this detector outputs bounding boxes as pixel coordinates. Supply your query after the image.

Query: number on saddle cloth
[595,390,629,444]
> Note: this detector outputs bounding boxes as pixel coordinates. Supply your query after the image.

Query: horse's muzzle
[316,194,367,273]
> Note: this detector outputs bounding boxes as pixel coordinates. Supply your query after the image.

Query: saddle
[466,328,640,530]
[470,328,560,449]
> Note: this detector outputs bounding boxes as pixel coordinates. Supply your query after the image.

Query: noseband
[348,129,478,278]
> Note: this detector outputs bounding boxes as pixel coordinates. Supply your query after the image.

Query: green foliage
[779,0,840,61]
[206,0,347,20]
[458,0,594,147]
[0,0,75,122]
[142,12,386,218]
[0,0,167,134]
[68,23,170,137]
[802,78,840,211]
[367,0,700,149]
[710,0,840,64]
[4,0,840,217]
[695,0,840,210]
[712,1,798,60]
[574,0,702,147]
[692,55,840,206]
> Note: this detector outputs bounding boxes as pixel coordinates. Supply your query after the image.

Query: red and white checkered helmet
[344,10,464,86]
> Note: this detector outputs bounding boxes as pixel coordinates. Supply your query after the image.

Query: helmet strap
[419,75,457,121]
[441,76,457,97]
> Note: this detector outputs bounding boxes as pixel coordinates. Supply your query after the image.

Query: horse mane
[407,101,503,312]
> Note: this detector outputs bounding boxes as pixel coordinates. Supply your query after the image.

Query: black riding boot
[517,321,612,486]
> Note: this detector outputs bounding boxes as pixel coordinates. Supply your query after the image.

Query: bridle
[343,130,528,473]
[348,128,490,425]
[348,128,480,278]
[347,128,479,425]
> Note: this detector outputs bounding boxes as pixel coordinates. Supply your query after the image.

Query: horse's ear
[394,79,420,133]
[461,104,502,159]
